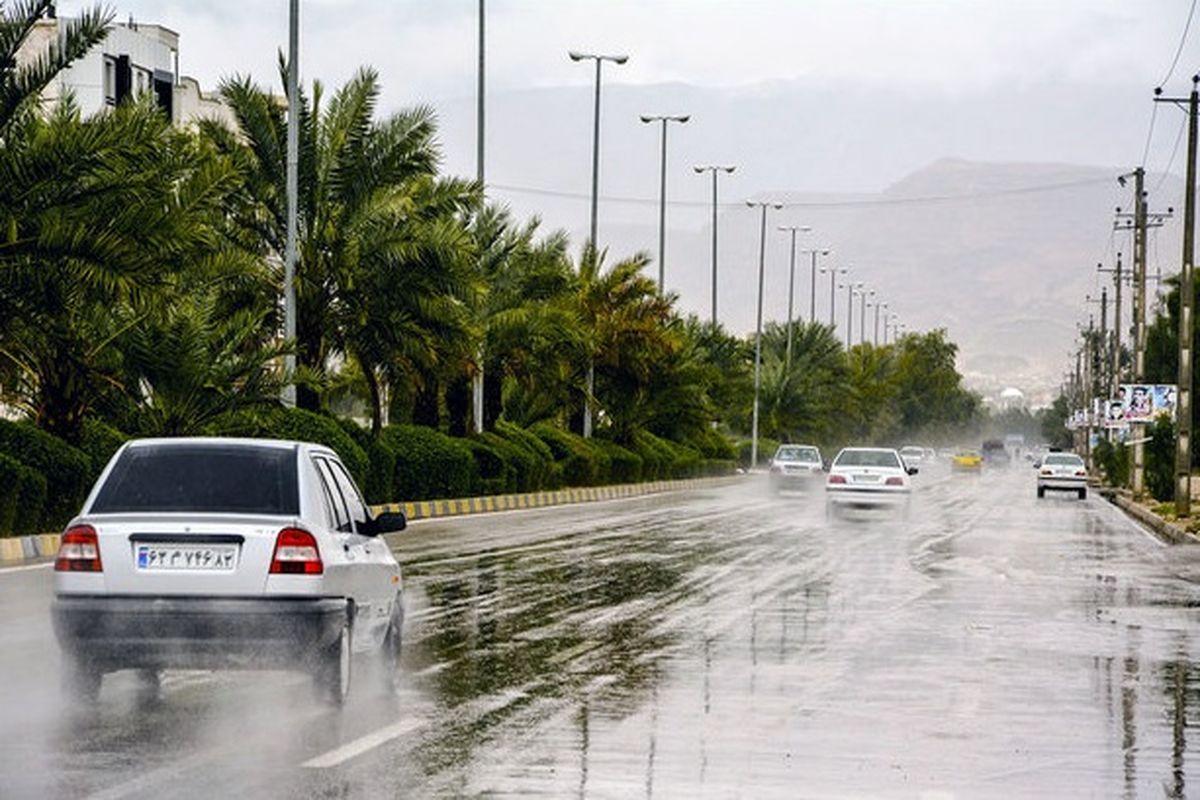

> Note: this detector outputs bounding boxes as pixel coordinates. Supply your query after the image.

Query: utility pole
[748,200,782,470]
[1158,77,1200,515]
[1098,253,1125,396]
[1115,169,1173,496]
[779,225,811,369]
[642,114,690,294]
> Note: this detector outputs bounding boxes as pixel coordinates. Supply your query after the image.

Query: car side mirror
[1032,461,1041,469]
[907,467,919,476]
[368,511,407,535]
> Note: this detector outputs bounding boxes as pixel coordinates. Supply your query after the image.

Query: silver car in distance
[51,437,407,706]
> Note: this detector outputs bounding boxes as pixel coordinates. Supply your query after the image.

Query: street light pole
[570,50,628,439]
[874,301,887,346]
[859,288,874,346]
[472,0,486,433]
[779,225,812,369]
[642,114,689,295]
[282,0,299,407]
[842,281,860,350]
[821,265,846,330]
[804,248,830,325]
[749,200,783,471]
[695,165,736,325]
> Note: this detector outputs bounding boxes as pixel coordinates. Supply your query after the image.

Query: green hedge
[477,431,537,492]
[0,454,20,536]
[688,427,738,461]
[631,430,674,480]
[594,439,643,483]
[0,419,91,528]
[79,418,128,484]
[465,438,513,495]
[335,419,396,505]
[495,420,560,489]
[737,437,780,468]
[382,424,478,500]
[531,422,605,486]
[259,408,369,486]
[14,466,47,536]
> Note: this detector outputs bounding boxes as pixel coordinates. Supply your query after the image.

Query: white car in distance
[52,437,407,706]
[768,444,824,492]
[826,447,917,519]
[1035,452,1088,500]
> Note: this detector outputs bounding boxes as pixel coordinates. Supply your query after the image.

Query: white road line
[301,717,424,769]
[0,561,52,574]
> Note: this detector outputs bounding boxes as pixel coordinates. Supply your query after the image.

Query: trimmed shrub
[382,425,478,500]
[335,419,396,505]
[259,408,369,486]
[465,438,513,495]
[0,454,20,536]
[531,422,603,486]
[495,420,560,488]
[594,439,643,484]
[13,465,47,536]
[79,418,128,484]
[688,427,738,461]
[0,420,90,528]
[737,437,780,469]
[662,439,703,478]
[479,432,537,492]
[1146,415,1175,502]
[631,430,672,481]
[700,458,737,477]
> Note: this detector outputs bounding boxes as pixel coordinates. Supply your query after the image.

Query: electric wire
[1161,0,1199,88]
[488,175,1115,211]
[1152,113,1188,194]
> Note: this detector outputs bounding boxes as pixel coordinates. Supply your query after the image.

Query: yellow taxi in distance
[952,449,983,472]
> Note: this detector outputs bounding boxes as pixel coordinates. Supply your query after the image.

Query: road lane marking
[301,717,425,769]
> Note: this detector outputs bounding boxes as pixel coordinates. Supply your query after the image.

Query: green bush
[686,427,737,461]
[258,408,369,486]
[631,430,673,480]
[0,454,20,536]
[495,421,560,488]
[1145,416,1176,502]
[79,418,128,485]
[382,425,479,500]
[531,422,603,486]
[13,465,47,536]
[1092,438,1129,487]
[479,432,538,492]
[662,439,703,478]
[465,438,513,495]
[737,437,780,469]
[0,420,91,528]
[700,458,737,477]
[594,439,643,483]
[335,419,396,504]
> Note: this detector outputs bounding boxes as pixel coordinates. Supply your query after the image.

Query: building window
[103,56,116,105]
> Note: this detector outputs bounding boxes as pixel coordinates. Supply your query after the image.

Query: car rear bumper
[1038,478,1087,491]
[52,595,349,672]
[826,489,910,508]
[770,471,821,488]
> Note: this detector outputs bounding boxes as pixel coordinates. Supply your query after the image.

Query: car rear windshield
[835,450,901,468]
[91,444,300,515]
[1044,454,1084,467]
[776,446,819,462]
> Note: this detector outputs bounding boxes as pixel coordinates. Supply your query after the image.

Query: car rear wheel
[314,616,353,707]
[1037,486,1045,499]
[1078,488,1087,500]
[61,658,101,703]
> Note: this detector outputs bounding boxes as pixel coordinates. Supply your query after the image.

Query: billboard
[1112,384,1177,424]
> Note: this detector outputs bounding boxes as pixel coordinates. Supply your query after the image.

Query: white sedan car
[825,447,917,518]
[768,444,824,492]
[1036,452,1088,499]
[52,437,407,706]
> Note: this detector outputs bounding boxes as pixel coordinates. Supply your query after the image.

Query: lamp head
[676,114,691,123]
[568,51,585,62]
[611,54,629,65]
[640,115,654,124]
[722,165,736,173]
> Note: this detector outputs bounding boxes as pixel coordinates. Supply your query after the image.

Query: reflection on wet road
[4,466,1200,798]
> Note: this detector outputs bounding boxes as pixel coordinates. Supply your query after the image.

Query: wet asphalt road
[3,465,1200,798]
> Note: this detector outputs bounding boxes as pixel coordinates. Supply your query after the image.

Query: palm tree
[756,321,846,443]
[0,99,245,442]
[0,1,111,136]
[207,66,472,416]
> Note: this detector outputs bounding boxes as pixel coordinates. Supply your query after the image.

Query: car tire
[1037,487,1045,499]
[1078,488,1087,500]
[378,595,404,693]
[314,615,353,707]
[61,658,101,703]
[134,669,161,704]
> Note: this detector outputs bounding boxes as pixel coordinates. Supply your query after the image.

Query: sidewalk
[0,475,744,567]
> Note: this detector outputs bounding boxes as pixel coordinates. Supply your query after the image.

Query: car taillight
[55,525,102,572]
[769,465,782,474]
[885,477,904,486]
[1041,469,1053,476]
[828,474,847,484]
[1075,470,1087,477]
[270,528,323,575]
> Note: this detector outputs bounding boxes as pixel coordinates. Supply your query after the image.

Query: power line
[488,175,1116,210]
[1153,112,1188,193]
[1161,0,1199,87]
[1142,103,1159,168]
